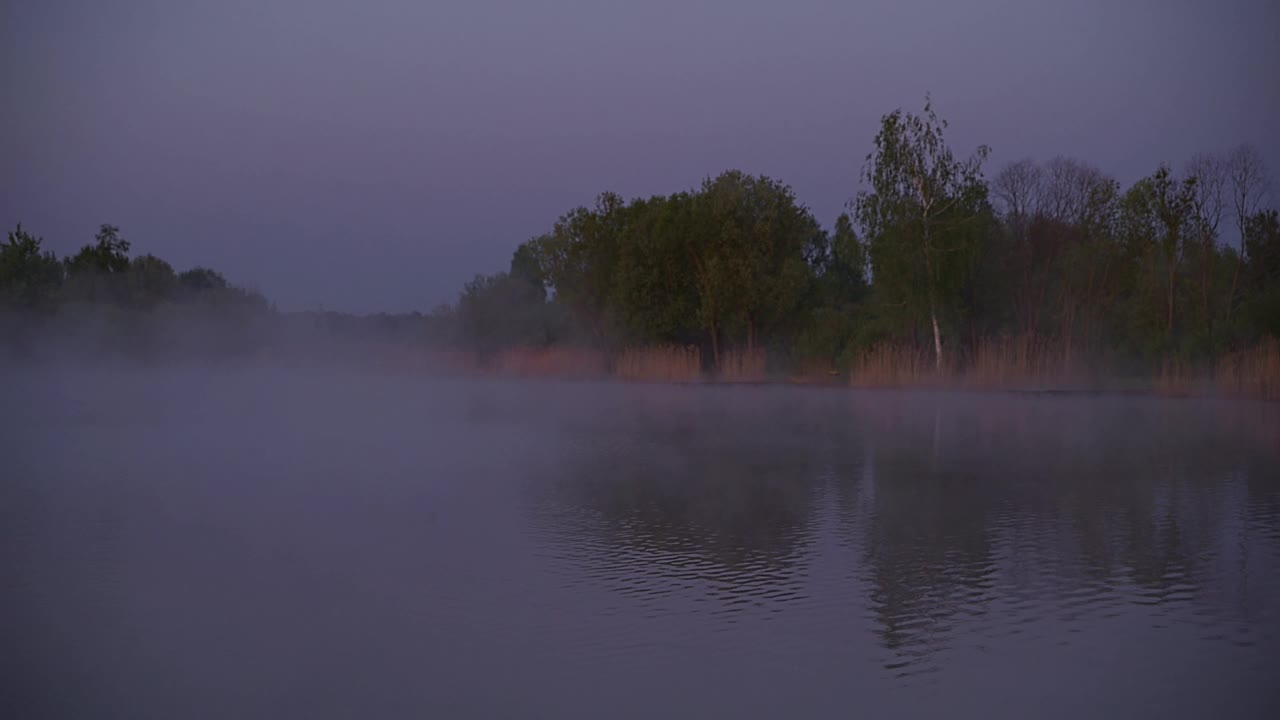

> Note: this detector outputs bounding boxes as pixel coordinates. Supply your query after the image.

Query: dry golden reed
[1154,358,1197,398]
[373,334,1278,401]
[1217,339,1280,401]
[963,334,1083,390]
[614,345,703,383]
[491,346,608,379]
[849,343,942,388]
[717,348,767,383]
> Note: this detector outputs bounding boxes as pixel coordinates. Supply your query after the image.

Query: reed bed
[614,345,703,383]
[491,346,608,379]
[717,348,767,383]
[334,334,1279,401]
[963,335,1084,391]
[1216,339,1280,401]
[1154,358,1198,398]
[849,343,945,388]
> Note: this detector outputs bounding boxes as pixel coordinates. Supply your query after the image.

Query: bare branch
[1186,151,1227,236]
[992,158,1043,219]
[1227,144,1271,252]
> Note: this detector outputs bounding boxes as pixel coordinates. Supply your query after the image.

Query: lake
[4,368,1279,718]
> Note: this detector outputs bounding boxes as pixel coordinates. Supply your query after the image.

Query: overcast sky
[2,0,1277,313]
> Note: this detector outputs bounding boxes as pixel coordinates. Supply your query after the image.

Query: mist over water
[4,368,1280,718]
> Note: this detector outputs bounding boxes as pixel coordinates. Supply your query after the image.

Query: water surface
[4,369,1279,718]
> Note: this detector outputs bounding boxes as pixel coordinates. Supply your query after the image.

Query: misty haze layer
[4,368,1279,718]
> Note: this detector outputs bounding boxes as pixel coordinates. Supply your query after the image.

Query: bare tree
[994,159,1047,337]
[992,158,1043,220]
[1227,145,1271,254]
[1187,152,1227,235]
[1185,152,1227,342]
[1042,156,1110,226]
[992,157,1121,354]
[1226,145,1271,320]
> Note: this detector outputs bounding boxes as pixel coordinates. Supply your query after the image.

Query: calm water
[4,369,1280,719]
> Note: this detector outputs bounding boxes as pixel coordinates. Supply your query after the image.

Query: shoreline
[5,343,1275,402]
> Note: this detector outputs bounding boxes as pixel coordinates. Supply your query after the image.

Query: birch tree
[854,97,991,371]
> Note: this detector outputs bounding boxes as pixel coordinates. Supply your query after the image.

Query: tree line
[447,99,1278,376]
[0,223,273,360]
[4,98,1278,378]
[1,223,266,311]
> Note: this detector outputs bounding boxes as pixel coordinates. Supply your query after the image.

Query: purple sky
[3,0,1278,313]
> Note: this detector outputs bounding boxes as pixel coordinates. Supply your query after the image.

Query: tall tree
[1226,145,1271,323]
[1185,152,1233,348]
[610,193,701,346]
[1041,156,1108,224]
[528,193,626,345]
[509,241,547,301]
[854,97,992,370]
[693,170,824,358]
[1120,166,1199,350]
[1058,170,1123,359]
[827,213,869,303]
[1242,210,1280,337]
[992,158,1043,221]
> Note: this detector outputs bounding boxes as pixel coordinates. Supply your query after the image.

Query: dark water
[4,369,1280,719]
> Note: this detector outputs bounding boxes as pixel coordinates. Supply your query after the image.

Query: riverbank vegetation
[4,99,1278,397]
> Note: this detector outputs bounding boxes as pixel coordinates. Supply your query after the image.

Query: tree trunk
[1201,262,1208,331]
[1061,289,1076,376]
[1227,235,1246,328]
[1201,237,1213,346]
[709,319,720,370]
[1166,265,1176,339]
[931,307,943,373]
[922,220,942,374]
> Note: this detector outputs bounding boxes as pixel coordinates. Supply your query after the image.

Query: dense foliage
[3,99,1277,377]
[1,223,273,361]
[445,102,1278,376]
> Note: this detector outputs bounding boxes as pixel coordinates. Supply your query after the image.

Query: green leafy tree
[691,170,824,360]
[609,193,701,346]
[1242,209,1280,338]
[0,224,63,311]
[455,271,552,353]
[62,224,133,305]
[509,241,547,301]
[1118,166,1199,354]
[528,193,626,345]
[177,267,229,296]
[66,224,131,275]
[854,97,992,370]
[788,214,868,370]
[127,254,178,307]
[827,213,869,304]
